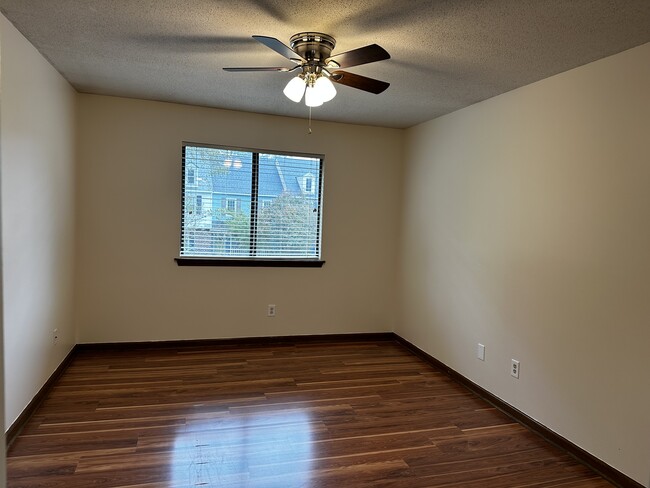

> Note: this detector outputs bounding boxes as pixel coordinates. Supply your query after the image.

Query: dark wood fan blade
[331,71,390,94]
[223,67,293,72]
[326,44,390,69]
[253,35,305,62]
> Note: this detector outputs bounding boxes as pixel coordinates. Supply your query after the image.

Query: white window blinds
[180,144,323,260]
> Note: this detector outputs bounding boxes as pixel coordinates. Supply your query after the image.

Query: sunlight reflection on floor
[171,411,314,487]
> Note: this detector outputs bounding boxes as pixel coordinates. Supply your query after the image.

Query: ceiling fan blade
[331,71,390,94]
[326,44,390,69]
[223,67,294,72]
[253,35,305,62]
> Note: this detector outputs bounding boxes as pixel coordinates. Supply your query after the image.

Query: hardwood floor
[7,340,615,487]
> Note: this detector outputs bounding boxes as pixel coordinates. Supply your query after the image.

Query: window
[186,167,196,186]
[225,198,237,212]
[179,143,324,265]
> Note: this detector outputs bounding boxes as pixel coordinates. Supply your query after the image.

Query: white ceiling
[1,0,649,128]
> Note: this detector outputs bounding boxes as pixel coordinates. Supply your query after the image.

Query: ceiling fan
[223,32,390,107]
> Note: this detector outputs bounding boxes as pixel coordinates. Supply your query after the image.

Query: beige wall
[0,16,77,429]
[398,43,650,485]
[75,95,403,343]
[0,16,6,488]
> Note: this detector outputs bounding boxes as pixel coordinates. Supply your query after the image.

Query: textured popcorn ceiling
[1,0,649,128]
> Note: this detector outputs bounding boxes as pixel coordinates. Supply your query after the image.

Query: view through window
[180,144,323,260]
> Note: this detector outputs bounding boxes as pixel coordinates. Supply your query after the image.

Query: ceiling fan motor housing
[290,32,336,64]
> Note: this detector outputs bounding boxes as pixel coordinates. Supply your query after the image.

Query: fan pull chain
[308,107,312,134]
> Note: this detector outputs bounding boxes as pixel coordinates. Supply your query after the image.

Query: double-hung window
[178,143,324,266]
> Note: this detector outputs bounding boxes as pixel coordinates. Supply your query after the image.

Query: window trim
[175,257,325,267]
[179,142,325,267]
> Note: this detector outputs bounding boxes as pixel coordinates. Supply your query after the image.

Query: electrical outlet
[477,343,485,361]
[511,359,520,379]
[53,328,59,345]
[267,304,276,317]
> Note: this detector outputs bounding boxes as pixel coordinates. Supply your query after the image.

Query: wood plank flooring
[7,340,615,487]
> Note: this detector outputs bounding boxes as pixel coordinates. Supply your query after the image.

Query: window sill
[175,257,325,268]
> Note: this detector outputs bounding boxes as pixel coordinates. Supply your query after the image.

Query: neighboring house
[183,147,320,256]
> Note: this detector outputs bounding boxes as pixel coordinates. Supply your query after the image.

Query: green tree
[226,210,251,253]
[257,194,317,256]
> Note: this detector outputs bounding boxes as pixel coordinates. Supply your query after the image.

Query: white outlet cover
[477,343,485,361]
[511,359,520,378]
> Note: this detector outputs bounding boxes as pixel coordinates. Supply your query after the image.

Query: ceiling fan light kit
[297,75,336,107]
[224,32,390,108]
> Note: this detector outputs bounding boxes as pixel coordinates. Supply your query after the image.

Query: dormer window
[303,174,315,194]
